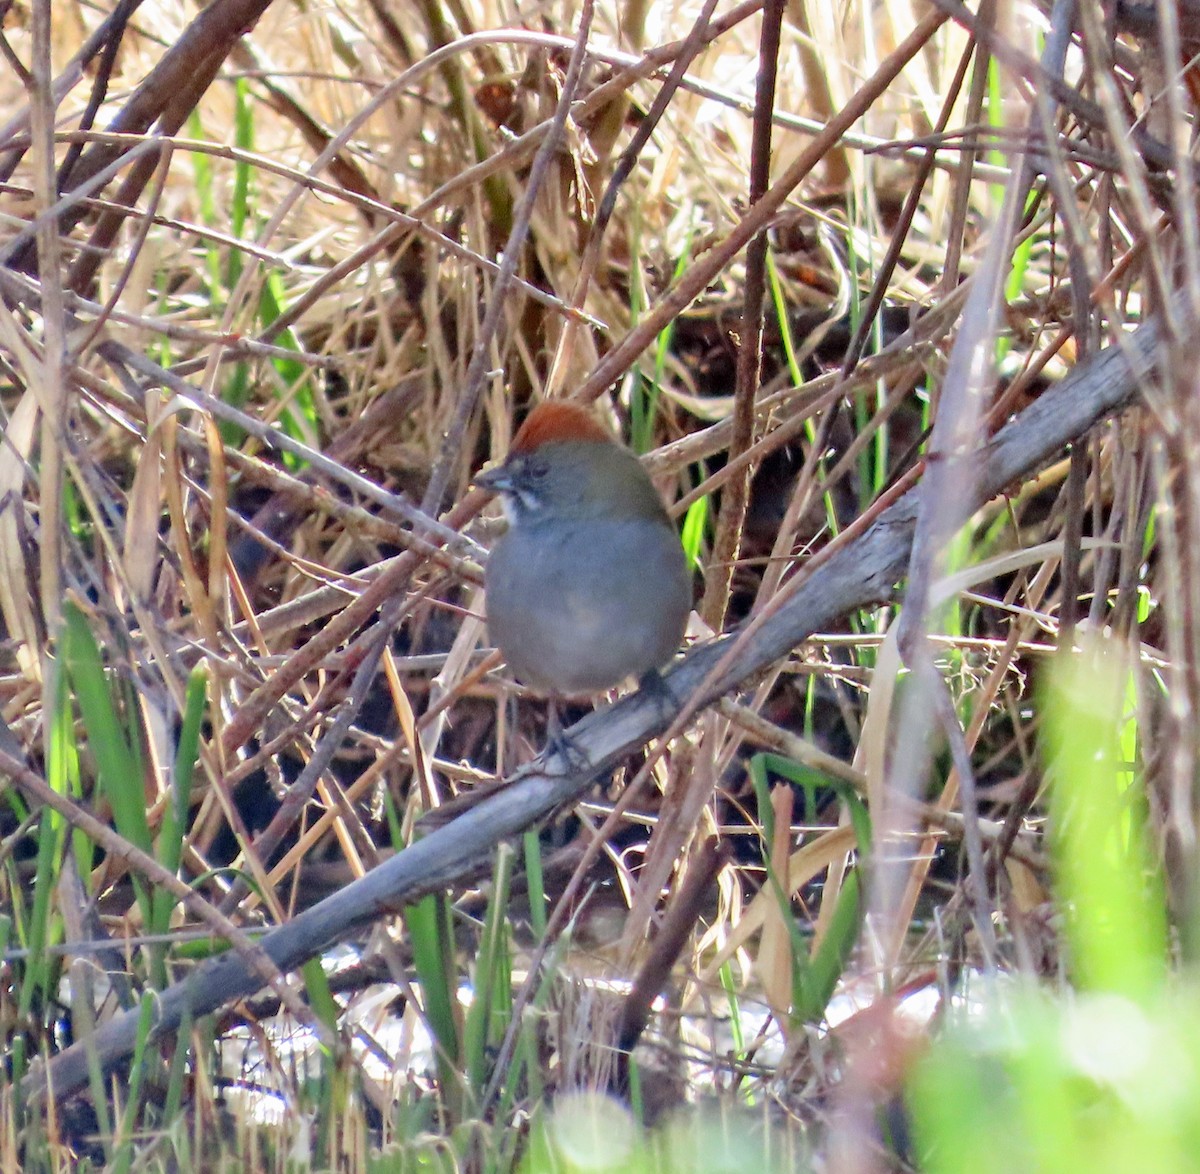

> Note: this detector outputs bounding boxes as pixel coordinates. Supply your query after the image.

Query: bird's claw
[543,700,593,774]
[637,667,680,724]
[543,725,593,774]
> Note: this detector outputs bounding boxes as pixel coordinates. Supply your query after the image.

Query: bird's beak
[473,464,512,494]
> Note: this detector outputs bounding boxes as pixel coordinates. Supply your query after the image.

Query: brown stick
[700,0,784,631]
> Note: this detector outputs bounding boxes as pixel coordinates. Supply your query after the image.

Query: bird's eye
[527,457,549,480]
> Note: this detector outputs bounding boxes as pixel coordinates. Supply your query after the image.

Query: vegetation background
[0,0,1194,1169]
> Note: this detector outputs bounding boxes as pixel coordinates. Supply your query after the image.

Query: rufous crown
[510,401,614,454]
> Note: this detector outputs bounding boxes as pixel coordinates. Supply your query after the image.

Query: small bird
[475,401,692,747]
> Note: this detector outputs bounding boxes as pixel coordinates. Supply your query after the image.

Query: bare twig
[699,0,783,631]
[421,0,597,513]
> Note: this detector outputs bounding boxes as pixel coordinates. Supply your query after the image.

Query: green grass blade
[108,994,158,1174]
[680,495,709,570]
[61,603,150,856]
[748,752,870,1024]
[405,890,463,1121]
[302,955,340,1033]
[523,829,547,940]
[152,668,207,936]
[463,843,515,1096]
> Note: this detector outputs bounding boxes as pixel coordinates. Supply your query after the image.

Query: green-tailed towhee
[476,401,691,707]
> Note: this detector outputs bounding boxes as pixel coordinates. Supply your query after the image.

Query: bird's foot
[636,667,680,724]
[544,700,592,774]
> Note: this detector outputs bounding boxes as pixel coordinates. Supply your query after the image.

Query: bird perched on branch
[475,400,692,750]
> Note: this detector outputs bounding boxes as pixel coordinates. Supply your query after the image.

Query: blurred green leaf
[1043,637,1166,1001]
